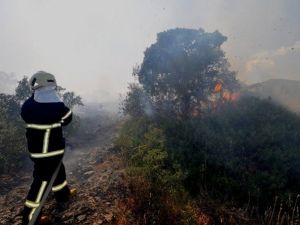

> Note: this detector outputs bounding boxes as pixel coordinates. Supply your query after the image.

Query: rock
[77,214,86,221]
[104,212,113,222]
[93,219,103,225]
[84,171,94,177]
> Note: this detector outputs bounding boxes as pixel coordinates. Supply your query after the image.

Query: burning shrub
[119,27,300,224]
[167,96,300,208]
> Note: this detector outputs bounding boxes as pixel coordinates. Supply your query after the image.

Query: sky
[0,0,299,102]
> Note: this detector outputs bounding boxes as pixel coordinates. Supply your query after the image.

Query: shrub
[116,119,198,225]
[165,97,300,208]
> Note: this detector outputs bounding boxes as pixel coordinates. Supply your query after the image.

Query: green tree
[15,77,32,103]
[0,94,20,120]
[132,28,239,119]
[61,91,83,109]
[122,83,153,117]
[0,93,27,173]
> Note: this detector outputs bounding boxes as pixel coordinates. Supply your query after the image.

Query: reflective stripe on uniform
[28,208,36,221]
[61,110,72,123]
[43,129,51,153]
[52,180,68,192]
[26,122,64,157]
[28,181,48,221]
[26,123,61,130]
[30,149,64,158]
[36,181,47,202]
[62,110,72,120]
[25,200,40,208]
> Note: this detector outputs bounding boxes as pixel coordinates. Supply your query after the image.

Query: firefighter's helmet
[29,71,57,90]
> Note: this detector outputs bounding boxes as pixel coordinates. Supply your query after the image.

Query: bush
[119,27,300,223]
[116,118,198,225]
[165,97,300,208]
[0,94,27,173]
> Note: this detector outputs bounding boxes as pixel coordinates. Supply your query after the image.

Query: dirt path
[0,123,131,225]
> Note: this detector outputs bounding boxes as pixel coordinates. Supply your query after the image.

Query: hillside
[247,79,300,114]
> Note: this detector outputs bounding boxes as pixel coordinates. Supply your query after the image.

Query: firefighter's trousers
[22,155,70,225]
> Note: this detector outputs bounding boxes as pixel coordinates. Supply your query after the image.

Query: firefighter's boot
[70,188,77,196]
[56,187,77,211]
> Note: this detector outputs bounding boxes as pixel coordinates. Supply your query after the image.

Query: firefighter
[21,71,76,225]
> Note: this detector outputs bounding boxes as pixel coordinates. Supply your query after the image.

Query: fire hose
[28,160,62,225]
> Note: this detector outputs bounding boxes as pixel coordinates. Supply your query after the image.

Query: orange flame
[230,92,241,101]
[213,82,240,102]
[222,91,231,101]
[213,83,222,93]
[222,91,240,101]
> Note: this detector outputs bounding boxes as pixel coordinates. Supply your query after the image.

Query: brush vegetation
[116,28,300,225]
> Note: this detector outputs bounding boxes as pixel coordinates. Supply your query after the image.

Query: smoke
[243,41,300,83]
[245,41,300,73]
[0,0,299,98]
[140,93,154,117]
[0,71,18,94]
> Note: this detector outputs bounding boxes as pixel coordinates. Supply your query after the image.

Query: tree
[133,28,239,119]
[15,77,32,103]
[122,83,154,118]
[61,91,83,109]
[0,93,27,173]
[0,94,20,120]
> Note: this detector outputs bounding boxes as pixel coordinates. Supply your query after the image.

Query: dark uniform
[21,94,72,224]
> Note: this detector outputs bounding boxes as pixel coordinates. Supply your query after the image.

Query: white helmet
[29,71,57,90]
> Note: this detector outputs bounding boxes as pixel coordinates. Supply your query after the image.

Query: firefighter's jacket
[21,95,72,159]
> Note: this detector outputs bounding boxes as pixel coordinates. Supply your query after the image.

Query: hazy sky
[0,0,299,102]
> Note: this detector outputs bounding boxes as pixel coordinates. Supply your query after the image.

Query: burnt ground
[0,122,132,225]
